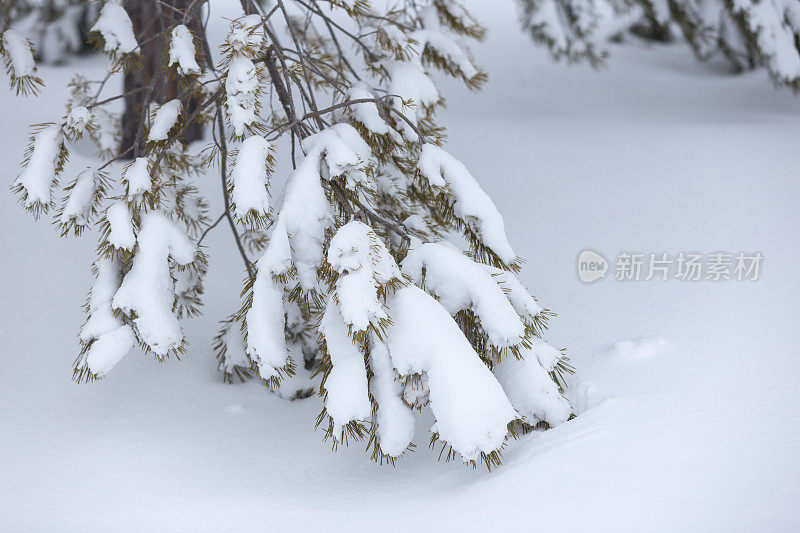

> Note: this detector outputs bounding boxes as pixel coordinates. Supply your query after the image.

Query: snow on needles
[417,143,517,264]
[493,345,572,427]
[148,99,182,142]
[90,1,139,55]
[230,135,272,222]
[301,123,371,179]
[15,125,63,208]
[168,25,201,76]
[326,221,399,332]
[385,285,517,462]
[381,9,479,141]
[485,265,544,319]
[112,212,196,356]
[369,337,415,457]
[347,82,401,141]
[122,157,152,201]
[402,243,524,348]
[225,57,259,137]
[245,260,290,380]
[105,201,135,251]
[2,29,37,78]
[79,259,135,377]
[224,14,264,137]
[245,218,292,380]
[732,0,800,83]
[59,168,100,228]
[320,297,372,436]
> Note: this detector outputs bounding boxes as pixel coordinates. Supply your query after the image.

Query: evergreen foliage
[3,0,574,469]
[517,0,800,92]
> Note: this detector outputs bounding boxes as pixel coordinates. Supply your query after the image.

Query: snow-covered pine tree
[4,0,574,469]
[516,0,800,91]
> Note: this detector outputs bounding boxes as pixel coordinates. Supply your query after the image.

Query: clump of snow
[64,105,93,138]
[226,14,264,57]
[385,60,438,141]
[485,265,544,319]
[602,335,665,361]
[168,25,201,76]
[148,99,182,142]
[78,259,136,377]
[301,122,371,180]
[245,216,293,379]
[530,337,563,371]
[385,285,517,461]
[245,248,290,380]
[85,324,137,377]
[14,124,62,208]
[320,298,372,436]
[417,143,516,264]
[80,259,124,344]
[59,168,99,228]
[413,29,479,79]
[327,221,400,331]
[112,212,196,355]
[225,57,259,136]
[402,243,524,347]
[347,82,400,141]
[369,336,415,457]
[493,347,572,427]
[2,29,37,78]
[230,135,272,221]
[122,157,152,200]
[90,1,139,55]
[279,126,356,291]
[105,201,135,251]
[379,14,477,141]
[381,24,410,49]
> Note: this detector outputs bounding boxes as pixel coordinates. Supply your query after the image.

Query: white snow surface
[1,1,799,530]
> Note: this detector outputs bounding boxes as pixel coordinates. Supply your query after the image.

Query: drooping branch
[214,103,255,279]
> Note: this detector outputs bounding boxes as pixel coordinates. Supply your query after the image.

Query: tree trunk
[120,0,205,159]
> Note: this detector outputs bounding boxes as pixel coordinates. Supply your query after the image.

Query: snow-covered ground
[2,2,800,531]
